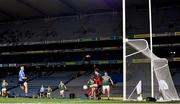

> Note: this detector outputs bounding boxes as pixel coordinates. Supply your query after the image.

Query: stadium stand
[173,73,180,96]
[0,75,19,89]
[0,0,179,101]
[51,71,122,98]
[51,70,91,98]
[0,13,120,44]
[6,71,78,97]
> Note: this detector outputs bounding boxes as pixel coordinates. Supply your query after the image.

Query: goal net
[125,39,179,100]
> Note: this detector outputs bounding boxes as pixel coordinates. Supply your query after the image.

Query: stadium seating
[51,71,122,98]
[6,71,77,97]
[0,14,120,44]
[51,71,90,98]
[0,75,19,88]
[173,73,180,96]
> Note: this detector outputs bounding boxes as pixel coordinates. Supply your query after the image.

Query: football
[83,85,88,90]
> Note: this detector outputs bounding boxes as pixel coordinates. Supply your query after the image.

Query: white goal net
[125,39,179,100]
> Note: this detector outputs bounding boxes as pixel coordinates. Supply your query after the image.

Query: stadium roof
[0,0,179,22]
[0,0,120,22]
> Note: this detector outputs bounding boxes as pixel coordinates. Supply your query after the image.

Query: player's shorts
[2,88,7,93]
[18,81,25,86]
[47,92,51,96]
[102,85,110,90]
[60,90,64,94]
[90,84,98,88]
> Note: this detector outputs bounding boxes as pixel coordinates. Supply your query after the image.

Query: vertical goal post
[122,0,179,101]
[122,0,126,100]
[122,0,154,100]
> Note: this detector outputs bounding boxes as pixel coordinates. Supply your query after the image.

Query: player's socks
[84,94,89,98]
[25,93,28,97]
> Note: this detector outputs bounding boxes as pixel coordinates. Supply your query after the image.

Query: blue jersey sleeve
[19,70,25,81]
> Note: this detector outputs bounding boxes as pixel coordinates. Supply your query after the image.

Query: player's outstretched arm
[110,79,114,85]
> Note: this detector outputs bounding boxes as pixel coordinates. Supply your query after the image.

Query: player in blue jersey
[18,66,28,96]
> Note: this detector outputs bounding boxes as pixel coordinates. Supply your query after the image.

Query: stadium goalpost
[122,0,126,100]
[122,0,179,101]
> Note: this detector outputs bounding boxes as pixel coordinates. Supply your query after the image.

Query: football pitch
[0,98,180,104]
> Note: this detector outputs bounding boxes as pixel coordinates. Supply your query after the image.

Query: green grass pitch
[0,98,180,104]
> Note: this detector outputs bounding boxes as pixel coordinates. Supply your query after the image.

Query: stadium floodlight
[85,54,91,58]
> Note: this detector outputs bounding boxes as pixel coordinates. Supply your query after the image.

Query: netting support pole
[122,0,126,100]
[148,0,154,97]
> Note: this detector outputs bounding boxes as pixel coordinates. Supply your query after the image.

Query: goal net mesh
[126,39,179,100]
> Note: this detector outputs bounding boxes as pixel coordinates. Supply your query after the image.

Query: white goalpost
[148,0,154,98]
[122,0,179,101]
[122,0,126,100]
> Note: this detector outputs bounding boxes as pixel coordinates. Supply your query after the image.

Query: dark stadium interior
[0,0,179,99]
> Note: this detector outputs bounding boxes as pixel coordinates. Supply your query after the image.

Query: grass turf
[0,98,180,104]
